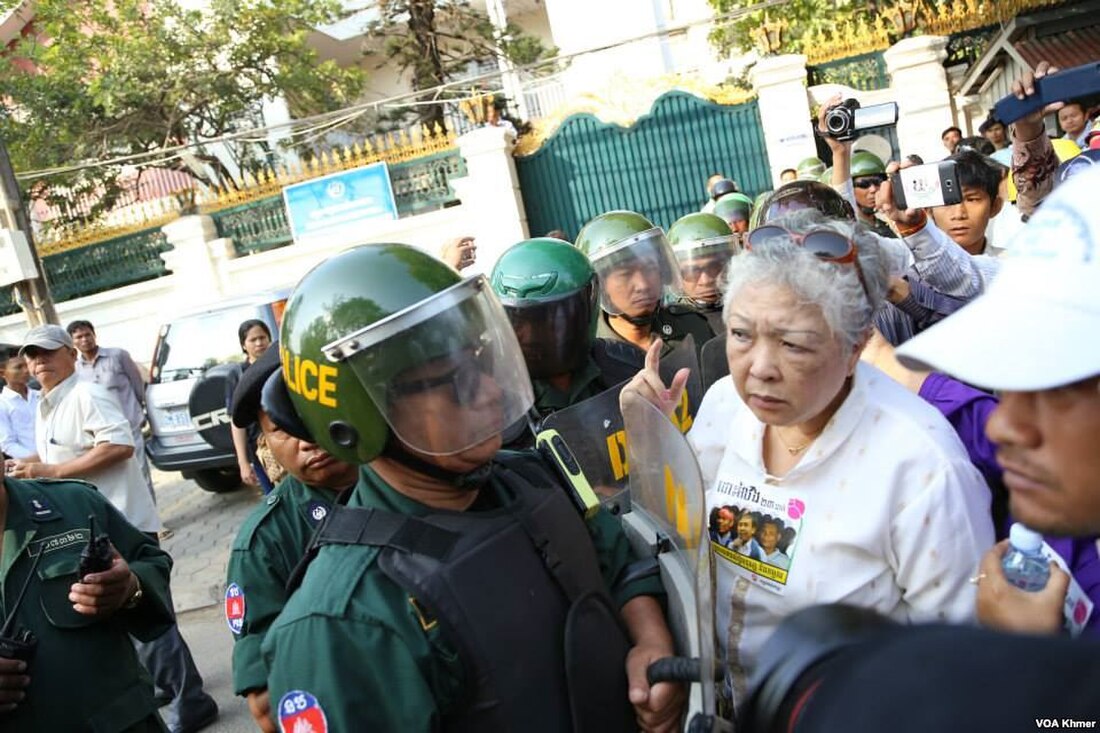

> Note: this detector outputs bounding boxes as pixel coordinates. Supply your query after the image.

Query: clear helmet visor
[673,237,737,305]
[501,284,596,380]
[327,277,534,456]
[590,228,683,317]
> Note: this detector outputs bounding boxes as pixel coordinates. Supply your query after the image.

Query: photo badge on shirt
[707,476,806,595]
[1041,541,1094,637]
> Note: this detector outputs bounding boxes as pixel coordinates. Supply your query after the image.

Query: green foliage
[0,0,365,221]
[707,0,867,58]
[365,0,554,127]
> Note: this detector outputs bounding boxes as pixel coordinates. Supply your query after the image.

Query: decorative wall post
[160,215,226,305]
[750,54,817,189]
[884,35,954,164]
[452,127,529,272]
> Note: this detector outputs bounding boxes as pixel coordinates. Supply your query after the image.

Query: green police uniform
[596,304,715,358]
[1,478,173,733]
[533,357,603,414]
[532,342,643,415]
[262,465,663,732]
[226,475,340,696]
[861,212,898,239]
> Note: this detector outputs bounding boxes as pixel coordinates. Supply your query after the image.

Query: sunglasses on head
[387,345,493,406]
[745,225,871,302]
[852,175,887,189]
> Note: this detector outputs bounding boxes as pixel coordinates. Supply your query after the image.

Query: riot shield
[540,377,632,512]
[540,337,704,513]
[622,395,720,729]
[700,334,728,394]
[661,335,703,434]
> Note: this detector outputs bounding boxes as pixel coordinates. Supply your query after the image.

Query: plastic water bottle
[1001,523,1051,592]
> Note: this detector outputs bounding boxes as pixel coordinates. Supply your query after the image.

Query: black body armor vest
[310,453,635,733]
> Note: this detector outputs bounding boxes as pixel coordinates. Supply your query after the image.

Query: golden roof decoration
[923,0,1062,36]
[804,14,893,66]
[513,72,756,157]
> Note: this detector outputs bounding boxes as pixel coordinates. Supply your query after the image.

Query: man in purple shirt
[67,319,156,502]
[865,329,1099,637]
[896,164,1100,639]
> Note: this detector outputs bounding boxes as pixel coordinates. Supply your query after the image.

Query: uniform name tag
[33,529,89,555]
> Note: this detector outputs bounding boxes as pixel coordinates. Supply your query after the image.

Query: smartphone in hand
[890,160,962,210]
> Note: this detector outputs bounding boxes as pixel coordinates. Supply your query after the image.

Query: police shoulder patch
[278,690,328,733]
[224,582,246,635]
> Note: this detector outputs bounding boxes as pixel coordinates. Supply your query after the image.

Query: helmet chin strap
[382,435,492,491]
[617,310,656,328]
[685,297,721,311]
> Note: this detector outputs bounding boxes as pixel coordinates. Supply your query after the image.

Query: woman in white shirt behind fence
[622,209,994,707]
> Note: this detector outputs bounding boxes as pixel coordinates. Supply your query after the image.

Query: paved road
[153,468,263,732]
[178,606,255,733]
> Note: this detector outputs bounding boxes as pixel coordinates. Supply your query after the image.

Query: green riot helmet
[574,210,683,319]
[667,212,737,308]
[850,151,887,179]
[712,192,754,233]
[280,244,534,464]
[749,181,855,230]
[818,166,833,184]
[489,237,598,380]
[796,157,826,180]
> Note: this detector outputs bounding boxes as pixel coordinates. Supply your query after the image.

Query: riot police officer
[489,237,642,419]
[262,243,683,733]
[575,210,714,358]
[712,192,753,234]
[850,151,897,238]
[666,213,739,333]
[225,344,359,732]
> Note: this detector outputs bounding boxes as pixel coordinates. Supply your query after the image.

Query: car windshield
[155,304,273,381]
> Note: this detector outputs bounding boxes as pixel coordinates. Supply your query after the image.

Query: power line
[13,0,787,181]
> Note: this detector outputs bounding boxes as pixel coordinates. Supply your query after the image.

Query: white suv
[144,291,286,492]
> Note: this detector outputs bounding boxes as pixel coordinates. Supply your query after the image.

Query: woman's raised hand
[619,339,690,418]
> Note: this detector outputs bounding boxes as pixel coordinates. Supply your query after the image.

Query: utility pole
[0,136,58,326]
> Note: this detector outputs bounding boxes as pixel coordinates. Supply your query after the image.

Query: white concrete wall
[885,36,956,165]
[0,277,177,369]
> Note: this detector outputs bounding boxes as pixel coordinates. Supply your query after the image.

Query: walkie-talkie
[0,549,42,666]
[77,515,113,580]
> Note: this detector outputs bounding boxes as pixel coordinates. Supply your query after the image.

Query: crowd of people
[1,58,1098,733]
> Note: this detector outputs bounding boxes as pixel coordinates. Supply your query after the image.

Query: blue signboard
[282,161,398,245]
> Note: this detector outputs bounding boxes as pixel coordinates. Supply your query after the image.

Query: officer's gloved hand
[0,657,29,713]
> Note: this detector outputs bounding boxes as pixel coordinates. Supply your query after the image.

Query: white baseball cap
[896,165,1100,391]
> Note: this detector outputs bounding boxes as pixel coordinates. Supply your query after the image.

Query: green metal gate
[515,91,771,240]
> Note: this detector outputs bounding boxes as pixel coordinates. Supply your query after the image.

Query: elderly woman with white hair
[623,209,994,703]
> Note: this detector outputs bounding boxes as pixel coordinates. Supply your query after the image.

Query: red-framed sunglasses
[745,225,871,302]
